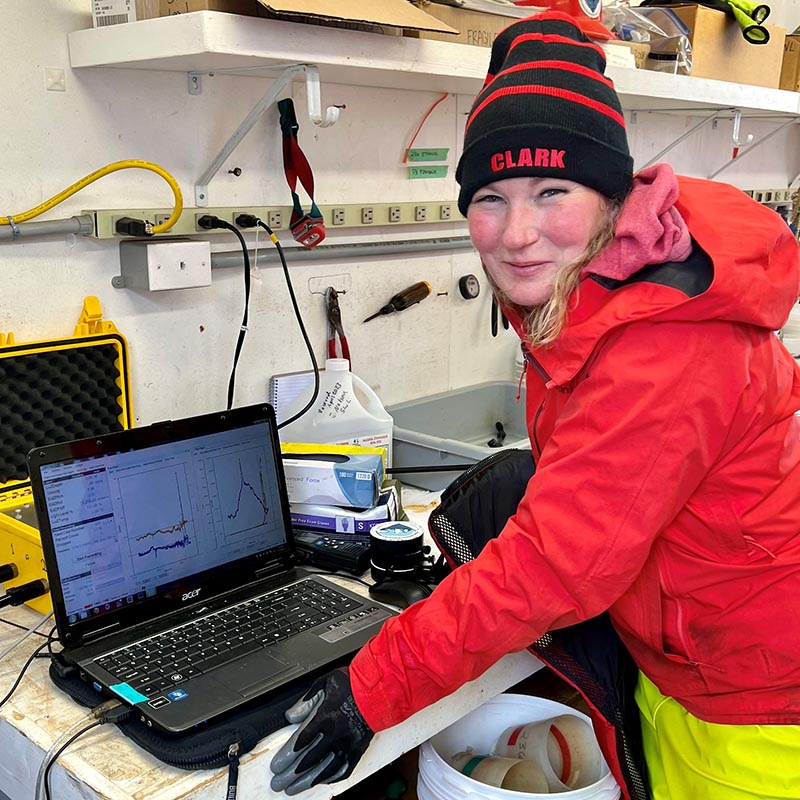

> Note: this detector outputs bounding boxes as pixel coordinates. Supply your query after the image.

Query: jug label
[316,381,353,418]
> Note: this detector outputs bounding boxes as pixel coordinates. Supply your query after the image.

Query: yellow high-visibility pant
[636,672,800,800]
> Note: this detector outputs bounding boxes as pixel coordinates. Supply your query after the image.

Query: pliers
[325,287,351,363]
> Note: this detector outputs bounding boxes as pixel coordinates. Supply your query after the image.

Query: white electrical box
[118,239,212,291]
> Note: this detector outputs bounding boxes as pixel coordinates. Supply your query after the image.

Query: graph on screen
[118,465,199,569]
[212,449,271,538]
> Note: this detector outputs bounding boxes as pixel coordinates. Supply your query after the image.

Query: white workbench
[0,487,543,800]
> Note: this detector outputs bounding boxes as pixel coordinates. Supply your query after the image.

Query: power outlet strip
[743,188,793,205]
[87,201,463,239]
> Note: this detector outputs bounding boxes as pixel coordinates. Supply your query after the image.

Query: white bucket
[418,694,621,800]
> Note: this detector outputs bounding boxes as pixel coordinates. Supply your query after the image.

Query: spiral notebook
[268,370,315,426]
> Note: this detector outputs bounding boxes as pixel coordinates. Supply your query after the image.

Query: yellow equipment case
[0,297,132,613]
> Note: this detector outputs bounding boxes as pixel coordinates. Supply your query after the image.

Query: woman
[271,12,800,798]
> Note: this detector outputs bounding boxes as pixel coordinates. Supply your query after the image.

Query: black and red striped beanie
[456,11,633,215]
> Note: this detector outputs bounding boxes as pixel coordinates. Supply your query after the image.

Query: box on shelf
[647,4,785,88]
[780,35,800,92]
[406,1,514,46]
[158,0,263,19]
[92,0,159,26]
[603,39,651,69]
[94,0,459,36]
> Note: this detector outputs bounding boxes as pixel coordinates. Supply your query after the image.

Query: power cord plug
[0,563,19,583]
[0,579,49,608]
[234,213,259,228]
[197,214,229,230]
[115,216,153,237]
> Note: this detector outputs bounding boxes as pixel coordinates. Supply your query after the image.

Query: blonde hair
[488,199,622,348]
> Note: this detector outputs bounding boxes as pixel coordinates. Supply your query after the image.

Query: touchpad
[225,651,305,697]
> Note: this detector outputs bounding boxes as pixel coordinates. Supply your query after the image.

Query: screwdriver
[363,281,432,323]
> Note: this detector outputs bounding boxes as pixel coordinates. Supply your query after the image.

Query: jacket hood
[506,175,800,386]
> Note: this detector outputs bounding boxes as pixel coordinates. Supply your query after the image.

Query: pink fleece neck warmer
[584,163,692,281]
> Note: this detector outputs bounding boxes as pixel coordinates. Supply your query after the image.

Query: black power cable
[0,638,51,709]
[234,214,321,429]
[196,215,252,410]
[0,616,48,637]
[0,579,49,609]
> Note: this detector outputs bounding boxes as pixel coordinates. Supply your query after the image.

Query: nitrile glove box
[281,453,383,509]
[290,484,399,536]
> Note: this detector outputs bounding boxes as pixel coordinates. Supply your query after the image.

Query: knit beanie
[456,11,633,216]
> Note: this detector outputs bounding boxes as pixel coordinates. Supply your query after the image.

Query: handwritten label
[315,382,353,419]
[407,165,449,180]
[407,148,449,162]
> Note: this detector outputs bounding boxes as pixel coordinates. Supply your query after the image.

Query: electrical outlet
[439,204,452,221]
[415,205,427,222]
[388,206,401,223]
[332,208,346,225]
[361,207,374,224]
[194,212,213,232]
[154,213,173,227]
[268,210,283,228]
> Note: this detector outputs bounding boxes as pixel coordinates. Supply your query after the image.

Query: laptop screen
[30,405,296,645]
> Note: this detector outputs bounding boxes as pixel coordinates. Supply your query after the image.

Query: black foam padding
[0,342,125,483]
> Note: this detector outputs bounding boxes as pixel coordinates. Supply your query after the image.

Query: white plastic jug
[278,359,394,464]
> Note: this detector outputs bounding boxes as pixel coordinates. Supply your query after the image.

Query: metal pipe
[210,235,474,269]
[0,214,94,241]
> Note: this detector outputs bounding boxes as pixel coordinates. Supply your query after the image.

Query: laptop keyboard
[95,579,363,697]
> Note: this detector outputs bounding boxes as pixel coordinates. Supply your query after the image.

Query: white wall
[2,0,799,427]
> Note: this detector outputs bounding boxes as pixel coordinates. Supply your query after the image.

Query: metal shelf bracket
[192,63,340,206]
[709,116,800,180]
[640,108,729,169]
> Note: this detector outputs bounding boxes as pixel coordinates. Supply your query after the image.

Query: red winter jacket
[350,176,800,730]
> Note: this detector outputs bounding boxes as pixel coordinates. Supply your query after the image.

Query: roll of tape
[369,520,424,580]
[449,752,550,792]
[496,714,604,790]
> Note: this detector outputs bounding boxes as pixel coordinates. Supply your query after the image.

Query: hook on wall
[731,109,754,150]
[193,63,342,206]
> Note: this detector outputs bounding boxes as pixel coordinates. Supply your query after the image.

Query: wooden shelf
[68,11,800,115]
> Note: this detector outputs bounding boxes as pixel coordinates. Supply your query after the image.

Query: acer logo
[181,589,201,602]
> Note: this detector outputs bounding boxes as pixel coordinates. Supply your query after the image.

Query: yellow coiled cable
[0,160,183,234]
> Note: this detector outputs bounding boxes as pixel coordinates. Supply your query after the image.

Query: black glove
[269,668,374,796]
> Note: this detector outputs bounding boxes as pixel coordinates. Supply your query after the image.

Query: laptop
[27,403,395,734]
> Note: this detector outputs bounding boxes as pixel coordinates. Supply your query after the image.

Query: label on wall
[407,165,449,180]
[407,148,450,162]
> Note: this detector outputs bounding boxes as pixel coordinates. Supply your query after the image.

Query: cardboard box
[158,0,263,20]
[406,2,514,46]
[95,0,459,35]
[92,0,159,26]
[780,35,800,92]
[656,4,785,88]
[603,40,651,70]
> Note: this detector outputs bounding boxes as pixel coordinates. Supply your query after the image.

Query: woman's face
[467,177,608,308]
